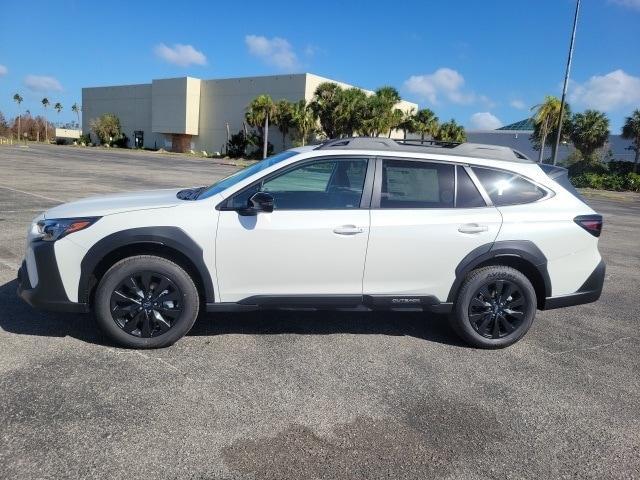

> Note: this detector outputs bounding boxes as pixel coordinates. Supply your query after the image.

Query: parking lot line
[0,184,64,203]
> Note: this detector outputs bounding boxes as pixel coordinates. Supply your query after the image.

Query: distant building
[467,118,634,163]
[55,128,81,140]
[82,74,417,153]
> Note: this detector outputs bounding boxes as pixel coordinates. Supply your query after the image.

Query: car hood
[43,189,183,219]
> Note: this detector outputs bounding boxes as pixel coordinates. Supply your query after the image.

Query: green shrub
[78,133,91,145]
[625,172,640,192]
[601,174,625,191]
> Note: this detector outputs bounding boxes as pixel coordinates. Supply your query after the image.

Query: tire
[450,265,536,349]
[94,255,199,349]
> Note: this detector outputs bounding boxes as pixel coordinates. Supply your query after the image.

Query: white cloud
[469,112,503,130]
[510,99,526,109]
[403,67,490,106]
[609,0,640,10]
[569,69,640,111]
[24,75,63,92]
[0,64,7,77]
[245,35,299,70]
[154,43,207,67]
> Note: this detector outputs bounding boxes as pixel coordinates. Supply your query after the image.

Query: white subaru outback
[18,138,605,349]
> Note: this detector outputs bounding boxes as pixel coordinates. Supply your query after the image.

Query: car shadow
[0,279,465,348]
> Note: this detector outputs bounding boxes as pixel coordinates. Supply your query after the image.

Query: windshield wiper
[176,186,206,200]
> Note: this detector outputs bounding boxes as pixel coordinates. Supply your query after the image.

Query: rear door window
[472,167,546,206]
[379,160,454,208]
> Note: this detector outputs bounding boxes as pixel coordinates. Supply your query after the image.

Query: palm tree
[412,108,439,142]
[71,103,81,129]
[54,102,63,115]
[245,95,275,159]
[291,100,317,146]
[41,98,50,141]
[398,108,416,140]
[273,100,294,151]
[13,93,23,141]
[621,109,640,172]
[532,96,562,163]
[334,87,367,137]
[310,82,343,139]
[569,110,610,163]
[360,86,402,137]
[435,119,466,143]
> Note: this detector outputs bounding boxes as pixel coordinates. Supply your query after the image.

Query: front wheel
[450,266,537,348]
[94,255,199,348]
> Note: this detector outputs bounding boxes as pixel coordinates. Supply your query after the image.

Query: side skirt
[206,295,453,313]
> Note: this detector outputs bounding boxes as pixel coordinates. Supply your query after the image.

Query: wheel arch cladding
[447,240,551,309]
[78,227,214,305]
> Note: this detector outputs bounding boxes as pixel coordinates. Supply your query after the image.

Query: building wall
[151,77,201,136]
[83,73,419,154]
[82,84,165,149]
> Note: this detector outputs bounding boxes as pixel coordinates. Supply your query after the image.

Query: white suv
[18,138,605,349]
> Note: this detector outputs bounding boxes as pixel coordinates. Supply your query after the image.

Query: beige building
[82,73,417,153]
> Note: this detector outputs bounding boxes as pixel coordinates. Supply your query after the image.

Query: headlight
[36,217,101,242]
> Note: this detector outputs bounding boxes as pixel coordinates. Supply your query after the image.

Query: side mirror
[238,191,274,216]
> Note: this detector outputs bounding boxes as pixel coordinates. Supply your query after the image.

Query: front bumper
[17,240,89,313]
[541,259,606,310]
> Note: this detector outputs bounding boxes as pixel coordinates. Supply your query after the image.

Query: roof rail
[314,137,533,163]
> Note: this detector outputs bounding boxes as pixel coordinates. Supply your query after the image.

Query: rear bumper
[17,241,89,314]
[541,259,605,310]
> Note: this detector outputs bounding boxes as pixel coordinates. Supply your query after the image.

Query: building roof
[497,118,535,131]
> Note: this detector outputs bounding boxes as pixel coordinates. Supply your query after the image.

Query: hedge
[570,172,640,192]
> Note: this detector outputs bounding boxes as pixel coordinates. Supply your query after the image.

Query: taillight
[574,215,603,237]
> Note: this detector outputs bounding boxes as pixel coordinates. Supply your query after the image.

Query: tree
[245,95,276,159]
[398,108,416,140]
[411,108,439,141]
[273,99,295,150]
[13,93,23,140]
[290,100,317,146]
[435,119,466,142]
[0,111,9,137]
[531,96,570,163]
[89,113,122,145]
[334,87,367,137]
[54,102,63,116]
[359,86,402,137]
[41,98,50,141]
[310,82,343,139]
[621,109,640,172]
[569,110,610,162]
[71,103,81,129]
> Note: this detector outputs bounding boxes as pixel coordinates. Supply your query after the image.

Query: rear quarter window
[472,167,547,206]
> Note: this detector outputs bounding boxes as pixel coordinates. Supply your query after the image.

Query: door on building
[134,131,144,148]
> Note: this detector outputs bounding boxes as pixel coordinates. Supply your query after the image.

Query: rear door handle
[458,224,489,234]
[333,225,364,235]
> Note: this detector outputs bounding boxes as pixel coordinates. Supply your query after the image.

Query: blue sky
[1,0,639,131]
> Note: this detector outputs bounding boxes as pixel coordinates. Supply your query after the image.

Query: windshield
[197,150,299,199]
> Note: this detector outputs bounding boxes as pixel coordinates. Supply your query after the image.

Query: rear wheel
[94,255,199,348]
[451,266,536,348]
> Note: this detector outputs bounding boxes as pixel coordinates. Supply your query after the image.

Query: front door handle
[458,223,489,234]
[333,225,364,235]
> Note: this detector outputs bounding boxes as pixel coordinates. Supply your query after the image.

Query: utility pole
[552,0,580,166]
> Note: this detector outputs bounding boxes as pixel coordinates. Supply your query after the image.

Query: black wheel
[94,255,199,348]
[451,266,536,348]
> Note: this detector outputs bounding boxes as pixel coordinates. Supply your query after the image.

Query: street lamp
[552,0,581,166]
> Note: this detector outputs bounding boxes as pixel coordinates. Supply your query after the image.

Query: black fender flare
[446,240,552,303]
[78,227,215,304]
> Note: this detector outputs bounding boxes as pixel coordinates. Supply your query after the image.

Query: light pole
[552,0,580,166]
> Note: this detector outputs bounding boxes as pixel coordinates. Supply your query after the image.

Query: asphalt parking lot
[0,144,638,480]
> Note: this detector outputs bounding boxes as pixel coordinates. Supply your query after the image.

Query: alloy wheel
[468,279,527,339]
[109,271,183,338]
